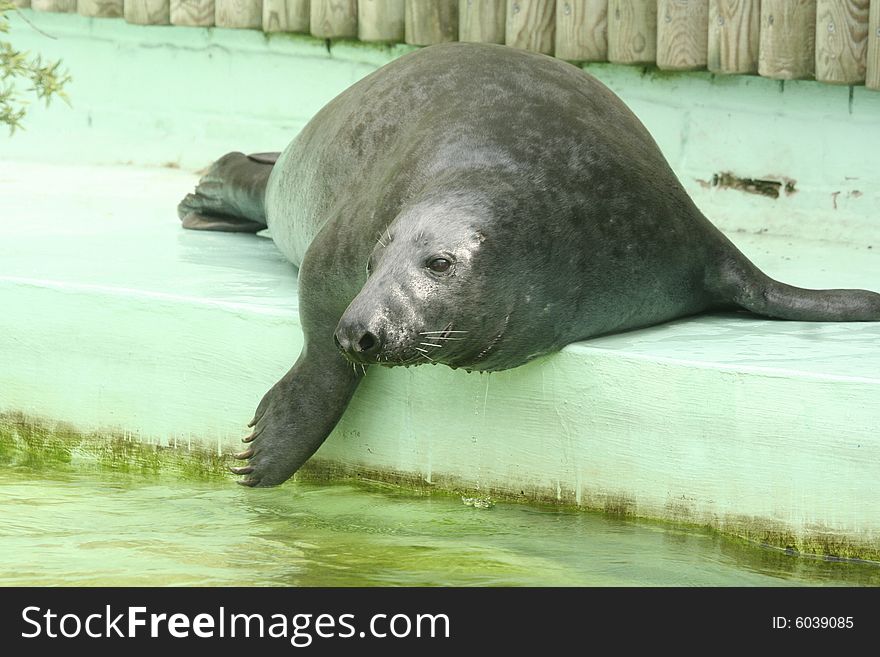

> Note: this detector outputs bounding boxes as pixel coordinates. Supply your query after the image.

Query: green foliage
[1,2,71,134]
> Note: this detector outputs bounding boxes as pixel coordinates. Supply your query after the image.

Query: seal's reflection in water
[2,468,877,586]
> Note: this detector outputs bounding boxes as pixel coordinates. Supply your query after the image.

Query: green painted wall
[5,11,879,245]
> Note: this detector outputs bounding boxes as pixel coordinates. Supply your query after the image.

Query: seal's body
[178,43,880,487]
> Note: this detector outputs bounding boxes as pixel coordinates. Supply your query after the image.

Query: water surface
[2,468,877,586]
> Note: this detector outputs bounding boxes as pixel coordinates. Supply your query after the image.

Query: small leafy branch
[1,1,71,133]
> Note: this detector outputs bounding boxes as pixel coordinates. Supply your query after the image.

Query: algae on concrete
[0,412,230,481]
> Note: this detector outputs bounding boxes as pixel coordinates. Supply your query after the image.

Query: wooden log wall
[20,0,880,90]
[506,0,555,54]
[708,0,759,74]
[216,0,261,28]
[656,0,708,70]
[758,0,816,80]
[31,0,77,11]
[815,0,869,84]
[607,0,657,64]
[310,0,356,38]
[555,0,607,61]
[79,0,123,17]
[124,0,170,24]
[405,0,458,45]
[262,1,309,32]
[870,0,880,89]
[359,0,404,41]
[460,0,505,43]
[172,0,214,26]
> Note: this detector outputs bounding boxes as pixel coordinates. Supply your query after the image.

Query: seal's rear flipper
[711,254,880,322]
[178,151,274,231]
[247,152,280,165]
[180,210,266,233]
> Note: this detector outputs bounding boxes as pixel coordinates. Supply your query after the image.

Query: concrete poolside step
[1,161,879,559]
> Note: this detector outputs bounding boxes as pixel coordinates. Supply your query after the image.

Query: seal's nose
[334,324,383,360]
[356,331,379,355]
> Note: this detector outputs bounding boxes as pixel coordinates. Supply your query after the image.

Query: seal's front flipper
[233,347,363,487]
[230,221,369,487]
[178,151,274,231]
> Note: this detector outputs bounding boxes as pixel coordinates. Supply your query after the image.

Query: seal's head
[334,191,524,372]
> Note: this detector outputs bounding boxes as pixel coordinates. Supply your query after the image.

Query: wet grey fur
[178,43,880,487]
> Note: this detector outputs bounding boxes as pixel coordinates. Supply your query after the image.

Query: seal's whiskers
[414,347,435,362]
[420,342,442,348]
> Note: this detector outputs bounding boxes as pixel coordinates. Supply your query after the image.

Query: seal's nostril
[357,331,378,354]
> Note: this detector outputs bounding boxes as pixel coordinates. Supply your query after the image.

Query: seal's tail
[709,252,880,321]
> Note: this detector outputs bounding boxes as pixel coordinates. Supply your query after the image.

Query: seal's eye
[427,257,452,274]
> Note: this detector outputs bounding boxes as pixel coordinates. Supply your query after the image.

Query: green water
[1,468,878,587]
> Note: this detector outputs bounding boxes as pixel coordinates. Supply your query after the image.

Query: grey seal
[177,43,880,487]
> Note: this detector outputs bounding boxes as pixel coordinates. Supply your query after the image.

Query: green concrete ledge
[1,161,878,561]
[2,13,879,560]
